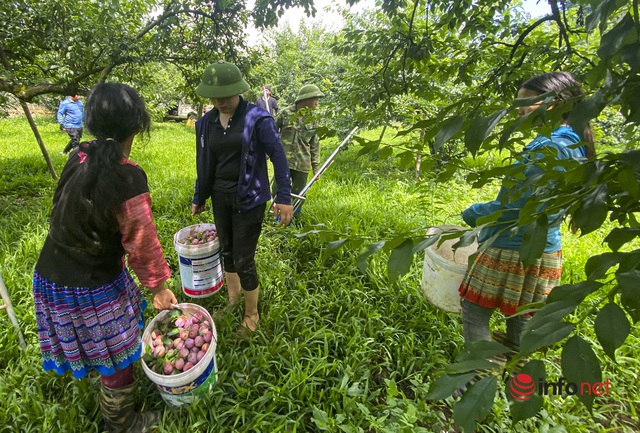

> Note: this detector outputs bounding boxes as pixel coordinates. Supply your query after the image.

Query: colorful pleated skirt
[459,247,562,317]
[33,269,147,379]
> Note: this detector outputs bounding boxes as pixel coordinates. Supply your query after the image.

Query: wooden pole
[0,272,27,349]
[19,101,57,179]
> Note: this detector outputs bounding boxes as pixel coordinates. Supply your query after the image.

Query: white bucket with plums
[141,303,217,406]
[173,223,223,298]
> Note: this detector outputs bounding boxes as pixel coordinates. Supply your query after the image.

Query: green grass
[0,116,638,432]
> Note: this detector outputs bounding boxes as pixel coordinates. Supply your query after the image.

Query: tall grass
[0,116,638,432]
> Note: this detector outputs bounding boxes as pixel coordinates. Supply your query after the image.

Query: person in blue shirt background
[57,93,84,154]
[458,71,595,353]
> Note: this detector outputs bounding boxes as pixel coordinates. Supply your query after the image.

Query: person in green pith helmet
[191,60,293,332]
[272,84,325,211]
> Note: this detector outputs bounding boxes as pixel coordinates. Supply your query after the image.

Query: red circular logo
[509,373,536,401]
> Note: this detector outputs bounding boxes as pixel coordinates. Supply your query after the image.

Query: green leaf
[520,321,575,356]
[617,268,640,323]
[376,145,393,160]
[519,214,548,268]
[615,268,640,292]
[387,239,414,282]
[604,227,640,252]
[567,92,603,141]
[620,284,640,324]
[585,252,624,280]
[523,301,577,333]
[445,359,503,374]
[561,336,602,412]
[433,115,464,153]
[453,376,498,433]
[357,241,385,273]
[464,109,507,156]
[616,168,640,198]
[411,235,440,254]
[546,280,602,304]
[508,360,546,423]
[426,372,477,400]
[572,183,609,235]
[595,302,631,361]
[597,14,636,63]
[322,238,348,262]
[585,0,619,33]
[456,340,510,362]
[312,406,331,430]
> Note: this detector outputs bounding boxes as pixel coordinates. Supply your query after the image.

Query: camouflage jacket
[276,105,320,173]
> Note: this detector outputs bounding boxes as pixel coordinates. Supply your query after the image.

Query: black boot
[100,382,161,433]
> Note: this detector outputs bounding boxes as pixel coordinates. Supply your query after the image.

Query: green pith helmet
[295,84,325,103]
[196,60,250,98]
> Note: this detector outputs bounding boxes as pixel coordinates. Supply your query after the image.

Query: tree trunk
[20,101,57,179]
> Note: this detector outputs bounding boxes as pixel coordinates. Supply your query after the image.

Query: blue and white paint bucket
[173,224,223,298]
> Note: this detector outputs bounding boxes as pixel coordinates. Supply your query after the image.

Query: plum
[179,347,189,359]
[196,350,206,362]
[194,336,204,348]
[203,331,213,343]
[183,362,194,372]
[175,358,185,371]
[187,352,198,364]
[201,343,210,352]
[184,338,195,349]
[153,345,166,358]
[163,362,173,375]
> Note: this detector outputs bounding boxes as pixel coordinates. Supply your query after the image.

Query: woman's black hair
[520,72,595,157]
[82,82,151,231]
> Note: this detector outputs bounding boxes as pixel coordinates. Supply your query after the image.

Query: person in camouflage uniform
[273,84,325,208]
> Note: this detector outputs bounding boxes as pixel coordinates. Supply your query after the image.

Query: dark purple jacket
[193,101,291,211]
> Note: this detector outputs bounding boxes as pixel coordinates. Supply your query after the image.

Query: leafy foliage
[2,0,640,430]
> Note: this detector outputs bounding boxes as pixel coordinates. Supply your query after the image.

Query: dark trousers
[272,169,309,198]
[212,192,266,291]
[63,127,83,153]
[460,298,528,348]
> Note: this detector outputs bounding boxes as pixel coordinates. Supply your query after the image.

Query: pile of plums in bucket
[180,228,217,245]
[143,309,214,375]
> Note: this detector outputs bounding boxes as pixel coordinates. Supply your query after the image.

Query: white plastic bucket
[421,225,478,313]
[141,303,218,406]
[174,223,223,298]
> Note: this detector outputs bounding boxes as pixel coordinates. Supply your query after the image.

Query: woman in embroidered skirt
[33,82,178,433]
[458,72,595,350]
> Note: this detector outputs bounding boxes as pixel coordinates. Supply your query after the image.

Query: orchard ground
[0,116,638,432]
